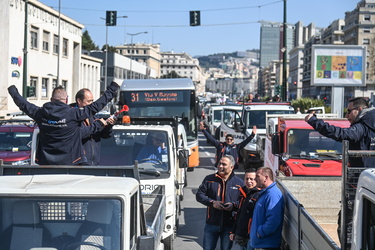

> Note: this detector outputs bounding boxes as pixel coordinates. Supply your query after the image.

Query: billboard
[311,45,366,86]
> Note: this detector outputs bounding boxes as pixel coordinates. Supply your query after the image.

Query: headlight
[281,153,290,161]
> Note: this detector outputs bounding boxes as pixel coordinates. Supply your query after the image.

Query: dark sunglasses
[346,107,359,115]
[226,138,233,141]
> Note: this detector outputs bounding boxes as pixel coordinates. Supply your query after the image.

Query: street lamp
[101,15,128,87]
[127,31,148,79]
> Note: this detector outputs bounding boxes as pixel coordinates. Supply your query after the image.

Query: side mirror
[137,235,155,250]
[234,121,244,132]
[271,133,279,155]
[178,149,189,168]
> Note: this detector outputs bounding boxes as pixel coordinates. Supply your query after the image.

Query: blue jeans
[203,223,233,250]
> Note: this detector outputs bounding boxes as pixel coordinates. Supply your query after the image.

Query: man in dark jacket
[196,155,244,250]
[229,168,260,250]
[72,88,116,166]
[200,121,257,169]
[305,97,375,168]
[7,82,119,165]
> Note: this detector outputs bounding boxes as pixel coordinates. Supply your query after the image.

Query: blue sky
[39,0,357,57]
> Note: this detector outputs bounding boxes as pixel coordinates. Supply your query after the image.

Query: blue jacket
[250,182,284,248]
[202,128,255,168]
[8,82,119,165]
[307,108,375,168]
[196,172,244,228]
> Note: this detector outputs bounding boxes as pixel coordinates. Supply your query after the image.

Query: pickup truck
[277,140,372,249]
[265,115,350,176]
[220,102,295,169]
[0,163,166,250]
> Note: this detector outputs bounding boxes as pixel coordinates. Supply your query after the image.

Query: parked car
[0,119,35,165]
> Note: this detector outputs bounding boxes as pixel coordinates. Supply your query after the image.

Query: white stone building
[0,0,102,117]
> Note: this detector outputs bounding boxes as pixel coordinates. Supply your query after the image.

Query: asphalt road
[174,132,245,249]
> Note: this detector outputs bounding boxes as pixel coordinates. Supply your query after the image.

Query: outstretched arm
[8,85,40,119]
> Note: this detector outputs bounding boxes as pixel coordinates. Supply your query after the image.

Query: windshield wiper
[139,168,161,177]
[288,154,324,162]
[315,152,342,161]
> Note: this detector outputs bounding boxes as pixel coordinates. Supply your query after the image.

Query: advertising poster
[311,45,366,86]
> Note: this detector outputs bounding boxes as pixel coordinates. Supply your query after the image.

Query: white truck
[278,140,373,249]
[30,116,189,250]
[98,116,189,250]
[220,102,295,169]
[0,163,166,250]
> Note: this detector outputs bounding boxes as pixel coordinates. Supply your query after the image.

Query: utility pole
[127,32,148,79]
[282,0,287,101]
[22,0,28,98]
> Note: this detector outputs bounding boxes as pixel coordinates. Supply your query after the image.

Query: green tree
[101,44,117,52]
[290,98,326,113]
[82,30,98,51]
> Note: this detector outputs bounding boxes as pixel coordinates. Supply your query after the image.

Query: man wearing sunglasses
[305,97,375,168]
[200,121,257,169]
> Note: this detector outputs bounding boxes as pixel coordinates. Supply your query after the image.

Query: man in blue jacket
[7,82,119,165]
[305,97,375,168]
[196,155,244,250]
[200,121,257,169]
[250,167,284,249]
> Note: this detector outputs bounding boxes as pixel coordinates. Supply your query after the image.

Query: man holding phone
[196,155,244,250]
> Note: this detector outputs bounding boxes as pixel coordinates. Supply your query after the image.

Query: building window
[63,38,68,56]
[62,80,67,90]
[363,27,371,33]
[31,26,38,49]
[52,79,57,89]
[42,31,50,52]
[363,38,370,45]
[42,78,48,97]
[29,77,38,97]
[53,35,59,54]
[364,15,371,21]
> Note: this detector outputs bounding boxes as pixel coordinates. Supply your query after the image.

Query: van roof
[120,78,195,91]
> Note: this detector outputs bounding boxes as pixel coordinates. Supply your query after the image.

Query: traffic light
[275,85,281,95]
[106,11,117,26]
[190,11,201,26]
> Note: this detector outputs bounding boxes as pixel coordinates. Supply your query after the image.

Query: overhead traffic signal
[275,85,281,95]
[106,11,117,26]
[190,11,201,26]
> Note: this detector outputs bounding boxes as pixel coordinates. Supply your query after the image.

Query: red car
[0,120,35,165]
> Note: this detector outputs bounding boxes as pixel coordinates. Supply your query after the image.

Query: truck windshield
[99,130,170,174]
[0,198,121,249]
[247,110,294,129]
[287,129,343,156]
[0,132,32,151]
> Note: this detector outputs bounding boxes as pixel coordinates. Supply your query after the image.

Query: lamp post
[127,32,148,79]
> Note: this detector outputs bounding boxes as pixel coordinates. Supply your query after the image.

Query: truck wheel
[163,235,174,250]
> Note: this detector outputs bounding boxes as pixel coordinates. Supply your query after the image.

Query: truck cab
[269,116,350,176]
[0,165,166,250]
[220,103,294,169]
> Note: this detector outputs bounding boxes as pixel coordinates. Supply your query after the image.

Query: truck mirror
[271,133,279,155]
[208,116,211,123]
[137,235,155,249]
[178,149,189,168]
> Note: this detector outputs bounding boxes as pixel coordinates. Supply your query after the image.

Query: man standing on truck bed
[71,88,116,166]
[250,167,284,250]
[305,97,375,168]
[200,121,257,169]
[7,82,119,165]
[196,155,244,250]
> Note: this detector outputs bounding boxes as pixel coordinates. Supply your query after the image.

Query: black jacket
[231,186,260,237]
[196,172,244,228]
[307,107,375,168]
[8,82,119,165]
[202,128,255,168]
